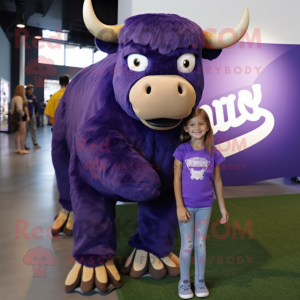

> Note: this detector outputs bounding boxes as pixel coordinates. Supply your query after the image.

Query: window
[42,30,68,41]
[65,45,93,68]
[38,40,65,66]
[37,40,107,68]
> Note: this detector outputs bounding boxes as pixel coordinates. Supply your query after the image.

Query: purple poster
[200,42,300,185]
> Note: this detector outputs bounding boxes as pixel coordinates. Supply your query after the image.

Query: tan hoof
[51,208,70,236]
[148,253,167,279]
[95,265,109,293]
[62,211,74,236]
[65,261,83,292]
[105,259,123,288]
[168,252,180,268]
[80,266,95,293]
[65,259,123,294]
[120,249,136,275]
[161,255,180,276]
[130,250,149,279]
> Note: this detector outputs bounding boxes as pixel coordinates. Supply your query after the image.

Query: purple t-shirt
[173,142,225,208]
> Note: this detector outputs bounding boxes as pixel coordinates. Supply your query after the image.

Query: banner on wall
[201,42,300,185]
[0,78,10,132]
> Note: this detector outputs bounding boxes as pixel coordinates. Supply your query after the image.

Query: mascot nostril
[146,86,151,94]
[178,86,183,94]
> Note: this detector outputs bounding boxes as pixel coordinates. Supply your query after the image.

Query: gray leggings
[179,206,212,281]
[26,113,37,145]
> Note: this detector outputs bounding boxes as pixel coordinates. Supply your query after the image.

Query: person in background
[10,85,30,154]
[45,75,69,126]
[291,176,300,183]
[38,99,46,127]
[25,84,41,149]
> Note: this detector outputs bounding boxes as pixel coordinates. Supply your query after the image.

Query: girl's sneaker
[195,280,209,297]
[178,280,194,299]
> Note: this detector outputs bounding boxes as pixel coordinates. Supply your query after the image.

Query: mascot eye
[35,67,38,71]
[42,257,46,260]
[177,53,196,73]
[183,60,189,68]
[43,67,47,71]
[34,257,37,260]
[127,54,148,72]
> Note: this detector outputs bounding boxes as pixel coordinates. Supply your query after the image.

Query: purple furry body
[52,13,221,267]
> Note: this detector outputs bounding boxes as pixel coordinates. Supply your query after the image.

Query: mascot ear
[95,38,118,54]
[202,48,222,61]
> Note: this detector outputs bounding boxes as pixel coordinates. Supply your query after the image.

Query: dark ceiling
[0,0,118,47]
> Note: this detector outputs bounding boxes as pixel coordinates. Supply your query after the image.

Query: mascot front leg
[122,192,180,278]
[64,118,165,292]
[65,175,122,293]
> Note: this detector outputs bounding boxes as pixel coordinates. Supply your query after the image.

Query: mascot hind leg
[51,134,74,236]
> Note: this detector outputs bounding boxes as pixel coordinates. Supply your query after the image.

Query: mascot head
[83,0,249,130]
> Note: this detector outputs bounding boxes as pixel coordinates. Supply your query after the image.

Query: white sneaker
[20,150,30,154]
[178,280,194,299]
[195,280,209,297]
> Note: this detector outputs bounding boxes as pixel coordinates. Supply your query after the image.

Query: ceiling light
[34,36,42,39]
[15,11,25,28]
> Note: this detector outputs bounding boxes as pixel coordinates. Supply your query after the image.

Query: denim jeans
[178,206,212,281]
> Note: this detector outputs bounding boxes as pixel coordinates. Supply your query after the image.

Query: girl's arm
[174,158,191,223]
[213,165,229,224]
[24,106,30,123]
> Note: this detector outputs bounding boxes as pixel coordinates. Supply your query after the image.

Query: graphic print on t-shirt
[185,157,210,180]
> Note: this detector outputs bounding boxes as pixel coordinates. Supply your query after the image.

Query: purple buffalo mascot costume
[50,0,249,294]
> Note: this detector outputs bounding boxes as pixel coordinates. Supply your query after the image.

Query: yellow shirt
[44,88,66,122]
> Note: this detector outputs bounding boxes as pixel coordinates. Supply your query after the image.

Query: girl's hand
[177,206,190,223]
[220,207,229,224]
[26,117,30,123]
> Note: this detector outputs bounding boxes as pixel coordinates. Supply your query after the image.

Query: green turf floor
[114,194,300,300]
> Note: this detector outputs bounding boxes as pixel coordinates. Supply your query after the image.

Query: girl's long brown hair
[13,85,27,104]
[179,108,215,154]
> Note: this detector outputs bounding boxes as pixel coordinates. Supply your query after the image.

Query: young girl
[173,108,228,298]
